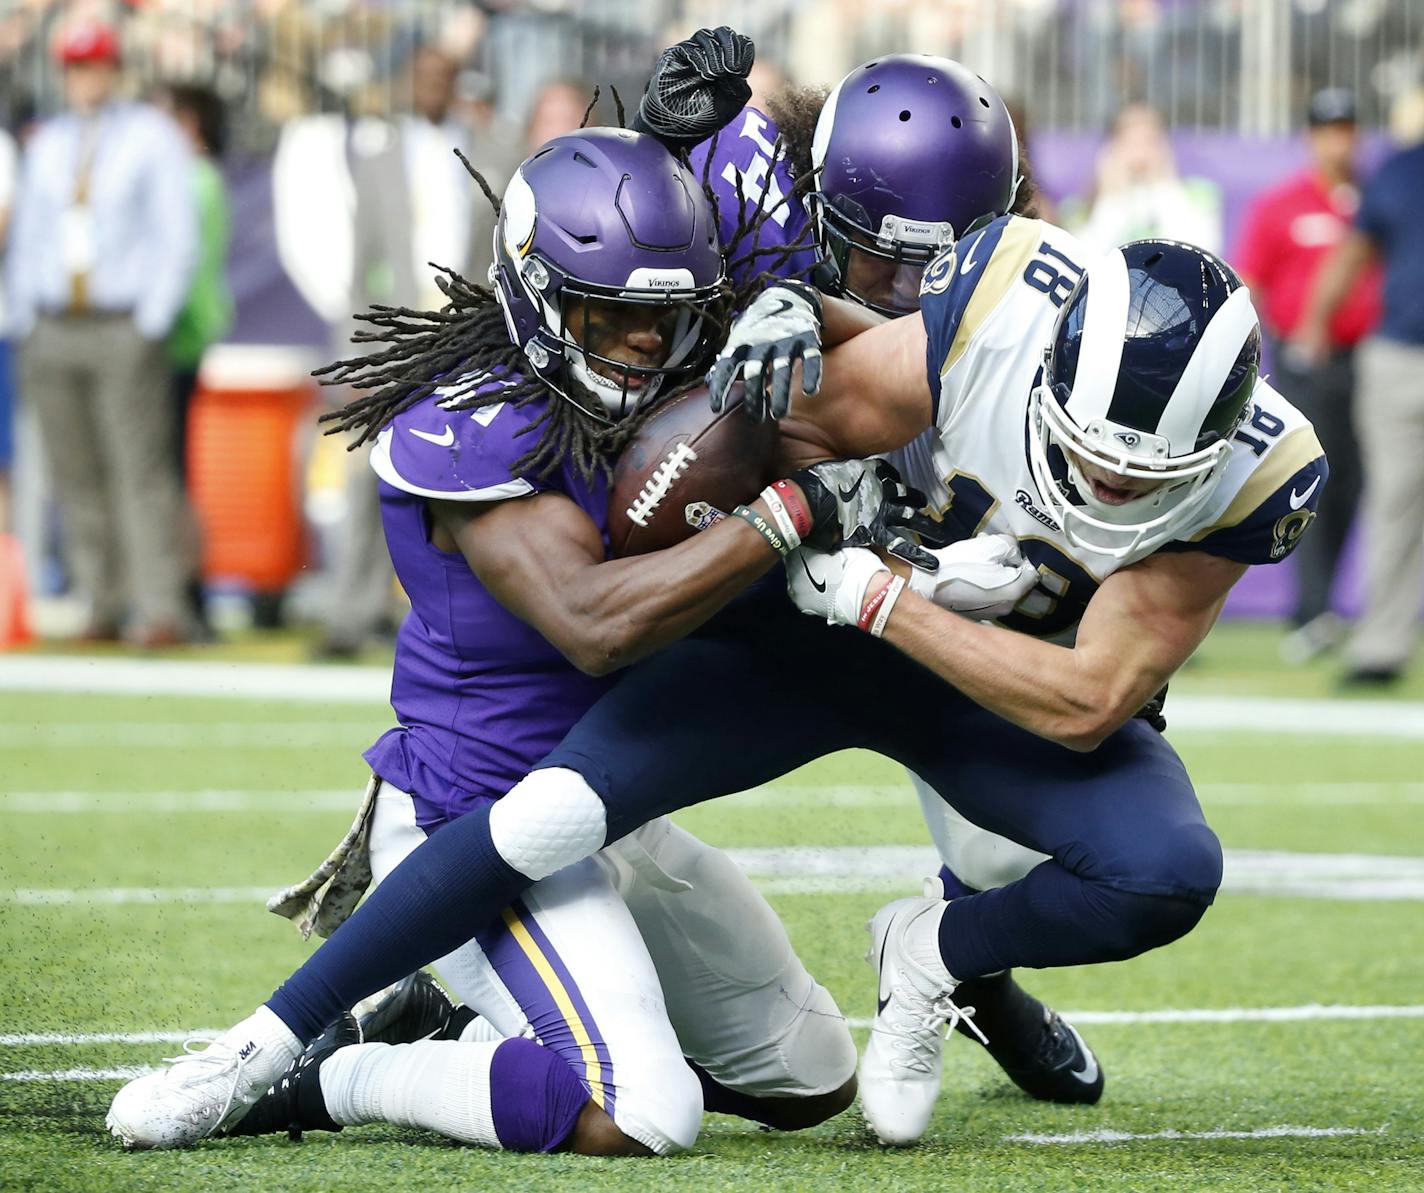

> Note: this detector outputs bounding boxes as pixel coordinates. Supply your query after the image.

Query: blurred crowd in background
[0,0,1422,686]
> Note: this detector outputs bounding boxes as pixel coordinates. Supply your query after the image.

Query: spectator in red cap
[7,19,197,646]
[1234,88,1380,664]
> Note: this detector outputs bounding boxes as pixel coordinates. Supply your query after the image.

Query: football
[607,382,778,556]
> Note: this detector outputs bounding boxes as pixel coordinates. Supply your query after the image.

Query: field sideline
[1,623,1421,1191]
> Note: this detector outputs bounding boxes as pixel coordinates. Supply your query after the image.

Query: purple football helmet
[810,55,1020,315]
[492,128,729,420]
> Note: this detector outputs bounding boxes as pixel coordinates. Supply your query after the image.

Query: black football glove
[789,458,941,571]
[706,281,822,422]
[632,26,755,155]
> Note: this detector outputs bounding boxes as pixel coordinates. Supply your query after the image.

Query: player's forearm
[880,593,1133,751]
[560,505,779,675]
[820,294,885,347]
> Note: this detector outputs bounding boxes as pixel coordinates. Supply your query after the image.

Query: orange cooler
[188,345,318,592]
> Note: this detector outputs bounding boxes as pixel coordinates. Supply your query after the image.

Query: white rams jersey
[886,214,1327,641]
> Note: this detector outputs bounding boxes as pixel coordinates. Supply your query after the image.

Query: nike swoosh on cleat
[1289,476,1321,510]
[800,556,827,593]
[1065,1026,1099,1084]
[837,472,865,502]
[875,926,891,1014]
[410,425,455,447]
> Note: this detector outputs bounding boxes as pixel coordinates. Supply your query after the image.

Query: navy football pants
[541,587,1222,977]
[269,585,1221,1041]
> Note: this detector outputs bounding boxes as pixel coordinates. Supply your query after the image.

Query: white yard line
[2,655,1423,737]
[1003,1125,1385,1145]
[0,1031,217,1046]
[6,781,1424,815]
[1,790,358,813]
[6,1005,1422,1049]
[8,886,277,906]
[0,723,376,748]
[842,1004,1424,1030]
[2,1066,156,1082]
[7,847,1424,904]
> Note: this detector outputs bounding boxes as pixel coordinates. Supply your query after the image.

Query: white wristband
[759,485,802,552]
[870,575,905,638]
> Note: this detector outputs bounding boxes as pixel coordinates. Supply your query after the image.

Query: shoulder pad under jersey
[369,374,544,502]
[919,214,1046,420]
[1160,388,1328,565]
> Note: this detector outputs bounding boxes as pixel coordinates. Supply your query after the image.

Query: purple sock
[490,1037,591,1153]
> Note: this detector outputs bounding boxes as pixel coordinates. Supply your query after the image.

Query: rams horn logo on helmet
[1113,430,1141,447]
[919,247,957,297]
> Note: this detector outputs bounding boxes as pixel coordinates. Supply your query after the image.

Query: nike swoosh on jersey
[959,232,985,276]
[800,556,827,593]
[409,425,455,447]
[1289,475,1321,509]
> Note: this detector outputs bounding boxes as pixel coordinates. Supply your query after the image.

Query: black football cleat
[357,971,456,1045]
[220,1013,360,1140]
[952,970,1104,1104]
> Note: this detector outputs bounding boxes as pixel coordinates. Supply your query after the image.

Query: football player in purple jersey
[105,49,1105,1157]
[107,32,942,1158]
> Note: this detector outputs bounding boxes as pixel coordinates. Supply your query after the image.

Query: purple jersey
[690,107,817,291]
[363,376,614,828]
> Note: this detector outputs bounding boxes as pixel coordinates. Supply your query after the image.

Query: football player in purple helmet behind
[701,55,1108,1126]
[107,31,936,1158]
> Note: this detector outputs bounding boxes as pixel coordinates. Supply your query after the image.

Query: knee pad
[621,1060,704,1155]
[775,982,858,1097]
[1124,821,1224,904]
[490,768,607,881]
[488,1037,591,1152]
[1097,887,1212,958]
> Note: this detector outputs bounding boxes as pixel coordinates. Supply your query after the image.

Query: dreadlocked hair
[319,95,808,485]
[764,85,829,197]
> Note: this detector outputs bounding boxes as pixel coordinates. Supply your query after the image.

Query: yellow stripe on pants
[500,906,607,1108]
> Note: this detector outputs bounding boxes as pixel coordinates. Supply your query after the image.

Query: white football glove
[706,281,822,420]
[907,533,1039,620]
[786,545,891,629]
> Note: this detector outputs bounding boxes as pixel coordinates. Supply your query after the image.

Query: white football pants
[368,779,855,1155]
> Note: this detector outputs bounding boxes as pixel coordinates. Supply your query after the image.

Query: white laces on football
[157,1038,249,1130]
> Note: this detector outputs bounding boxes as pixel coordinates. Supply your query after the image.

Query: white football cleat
[106,1011,298,1150]
[859,891,985,1146]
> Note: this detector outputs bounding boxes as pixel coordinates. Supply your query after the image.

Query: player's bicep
[777,313,933,467]
[1078,550,1245,716]
[430,493,606,630]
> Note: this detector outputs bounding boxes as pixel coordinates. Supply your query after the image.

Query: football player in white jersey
[757,220,1326,1142]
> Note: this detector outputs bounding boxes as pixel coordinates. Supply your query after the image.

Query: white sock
[220,1006,302,1090]
[456,1015,507,1045]
[320,1040,502,1148]
[904,902,957,990]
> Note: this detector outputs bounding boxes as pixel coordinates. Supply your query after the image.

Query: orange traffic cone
[0,533,33,649]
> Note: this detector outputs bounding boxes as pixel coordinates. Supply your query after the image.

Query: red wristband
[857,573,898,632]
[770,479,814,539]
